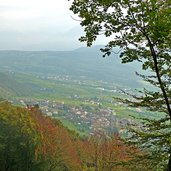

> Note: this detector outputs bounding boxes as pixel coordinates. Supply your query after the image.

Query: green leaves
[0,102,40,171]
[0,102,82,171]
[70,0,171,169]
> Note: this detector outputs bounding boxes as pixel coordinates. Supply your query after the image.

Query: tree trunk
[142,32,171,119]
[167,153,171,171]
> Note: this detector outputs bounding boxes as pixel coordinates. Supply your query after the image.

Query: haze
[0,0,107,51]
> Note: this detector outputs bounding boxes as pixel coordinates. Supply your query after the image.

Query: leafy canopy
[70,0,171,169]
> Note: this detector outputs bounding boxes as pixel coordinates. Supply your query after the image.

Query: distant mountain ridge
[0,46,142,90]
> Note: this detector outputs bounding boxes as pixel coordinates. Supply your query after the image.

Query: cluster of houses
[11,98,139,135]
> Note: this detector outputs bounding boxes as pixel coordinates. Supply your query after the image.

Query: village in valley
[11,95,140,136]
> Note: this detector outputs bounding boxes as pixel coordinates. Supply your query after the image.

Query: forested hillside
[0,102,153,171]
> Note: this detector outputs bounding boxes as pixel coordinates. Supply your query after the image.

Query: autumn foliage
[0,102,142,171]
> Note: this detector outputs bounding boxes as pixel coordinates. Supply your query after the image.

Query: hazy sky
[0,0,107,51]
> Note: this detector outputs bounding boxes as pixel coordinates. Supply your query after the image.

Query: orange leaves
[0,103,141,170]
[0,102,81,170]
[77,134,138,171]
[31,109,57,156]
[30,107,81,170]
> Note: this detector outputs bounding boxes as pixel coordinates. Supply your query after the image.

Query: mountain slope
[0,46,142,88]
[0,72,35,98]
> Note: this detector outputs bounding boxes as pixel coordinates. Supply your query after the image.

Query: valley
[0,46,153,136]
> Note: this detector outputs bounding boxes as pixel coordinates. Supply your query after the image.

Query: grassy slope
[0,72,35,98]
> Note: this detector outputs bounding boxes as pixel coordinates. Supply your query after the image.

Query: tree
[70,0,171,170]
[0,102,41,171]
[77,133,145,171]
[30,107,81,171]
[0,102,81,171]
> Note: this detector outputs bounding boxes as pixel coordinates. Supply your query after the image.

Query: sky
[0,0,107,51]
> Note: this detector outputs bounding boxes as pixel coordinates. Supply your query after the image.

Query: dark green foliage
[0,102,40,171]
